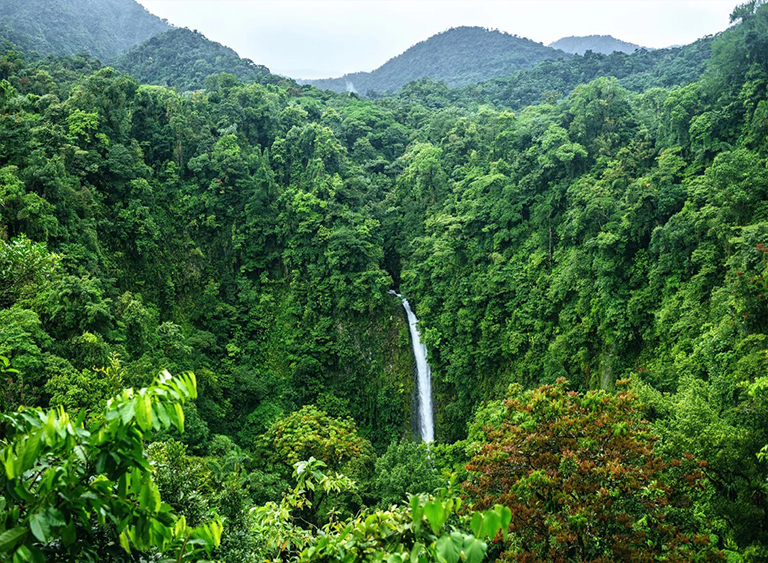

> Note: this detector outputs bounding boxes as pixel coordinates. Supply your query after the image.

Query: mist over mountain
[302,26,570,94]
[115,28,279,90]
[548,34,645,55]
[0,0,170,60]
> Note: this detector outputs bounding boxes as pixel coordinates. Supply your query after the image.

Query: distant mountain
[548,35,645,55]
[302,26,570,95]
[458,35,713,110]
[115,28,279,90]
[0,0,170,60]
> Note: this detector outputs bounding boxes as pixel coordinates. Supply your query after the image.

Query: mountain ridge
[0,0,170,60]
[115,27,280,90]
[301,26,570,94]
[548,34,645,55]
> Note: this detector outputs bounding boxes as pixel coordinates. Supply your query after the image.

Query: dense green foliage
[0,0,169,61]
[0,52,416,455]
[466,380,722,562]
[115,28,280,91]
[548,34,644,55]
[250,457,509,563]
[0,368,223,562]
[394,37,712,111]
[304,27,569,95]
[1,0,768,560]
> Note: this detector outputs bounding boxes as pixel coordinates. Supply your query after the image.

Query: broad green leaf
[0,527,26,552]
[42,412,56,444]
[470,512,483,537]
[13,544,42,563]
[45,508,65,527]
[410,495,424,534]
[173,403,185,433]
[410,541,424,563]
[139,481,161,512]
[135,394,153,432]
[463,537,487,563]
[155,404,171,428]
[29,512,50,543]
[119,400,136,425]
[61,521,76,547]
[424,501,445,535]
[4,450,16,479]
[20,432,41,475]
[119,531,131,553]
[498,505,511,540]
[481,509,500,539]
[435,533,461,563]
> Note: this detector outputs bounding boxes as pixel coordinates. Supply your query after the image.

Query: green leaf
[155,404,171,428]
[3,450,16,479]
[498,505,511,540]
[463,537,487,563]
[118,531,131,553]
[29,512,50,543]
[139,481,161,512]
[61,521,76,547]
[480,509,500,539]
[20,432,41,475]
[424,501,446,535]
[119,400,136,425]
[435,533,462,563]
[173,403,185,433]
[0,527,26,552]
[470,512,483,537]
[135,394,153,432]
[410,495,424,534]
[410,541,424,563]
[44,508,65,528]
[13,544,43,563]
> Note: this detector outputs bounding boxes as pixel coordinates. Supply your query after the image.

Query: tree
[258,405,374,476]
[0,369,221,562]
[373,440,446,508]
[465,379,723,563]
[0,235,59,308]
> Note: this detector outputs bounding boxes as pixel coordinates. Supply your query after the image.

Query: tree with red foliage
[465,379,723,563]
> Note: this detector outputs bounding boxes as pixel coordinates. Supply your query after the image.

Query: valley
[0,0,766,561]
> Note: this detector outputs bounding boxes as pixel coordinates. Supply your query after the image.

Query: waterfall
[391,291,434,443]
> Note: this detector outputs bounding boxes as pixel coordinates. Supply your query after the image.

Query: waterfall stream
[391,291,434,443]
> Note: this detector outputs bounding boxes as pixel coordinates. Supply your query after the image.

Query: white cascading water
[391,291,435,443]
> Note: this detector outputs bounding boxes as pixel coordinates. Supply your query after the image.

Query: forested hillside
[303,26,569,94]
[1,0,768,562]
[393,36,713,111]
[0,0,170,60]
[0,46,415,454]
[549,34,645,55]
[115,28,280,90]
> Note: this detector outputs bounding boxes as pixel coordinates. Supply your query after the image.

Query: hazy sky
[135,0,738,79]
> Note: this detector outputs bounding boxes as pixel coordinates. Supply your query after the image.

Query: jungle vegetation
[302,27,569,94]
[0,0,169,61]
[0,0,767,561]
